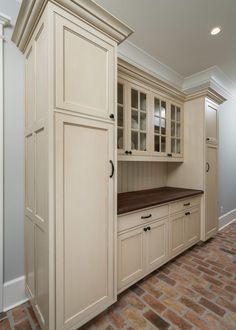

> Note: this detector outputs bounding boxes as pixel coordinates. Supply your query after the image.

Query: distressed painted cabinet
[117,68,184,161]
[12,1,132,329]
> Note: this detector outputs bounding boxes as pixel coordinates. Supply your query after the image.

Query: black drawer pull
[167,153,172,157]
[185,212,190,216]
[184,202,190,206]
[141,214,152,219]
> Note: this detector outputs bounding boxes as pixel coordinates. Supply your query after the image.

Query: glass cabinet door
[154,97,166,154]
[130,87,148,153]
[170,104,182,156]
[117,83,124,151]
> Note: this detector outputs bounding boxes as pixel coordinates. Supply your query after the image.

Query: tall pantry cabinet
[12,1,132,329]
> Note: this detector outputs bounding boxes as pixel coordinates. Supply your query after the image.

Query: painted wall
[219,97,236,216]
[1,0,24,282]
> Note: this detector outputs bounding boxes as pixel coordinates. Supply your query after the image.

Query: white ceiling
[95,0,236,85]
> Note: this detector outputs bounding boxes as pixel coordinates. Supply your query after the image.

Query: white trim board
[219,209,236,230]
[0,12,11,314]
[3,276,28,312]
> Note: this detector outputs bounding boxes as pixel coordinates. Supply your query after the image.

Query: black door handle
[206,162,210,172]
[109,160,114,178]
[141,214,152,219]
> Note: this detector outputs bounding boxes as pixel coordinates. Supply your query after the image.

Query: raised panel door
[169,213,185,257]
[55,14,115,120]
[146,219,168,272]
[206,102,218,144]
[55,113,115,329]
[185,208,200,246]
[118,227,145,290]
[205,145,218,239]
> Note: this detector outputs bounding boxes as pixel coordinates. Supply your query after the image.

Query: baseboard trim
[219,209,236,230]
[3,276,28,312]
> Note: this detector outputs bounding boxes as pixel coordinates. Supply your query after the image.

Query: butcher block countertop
[117,187,203,215]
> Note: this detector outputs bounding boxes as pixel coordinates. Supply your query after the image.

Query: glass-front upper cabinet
[170,104,183,157]
[154,97,167,155]
[129,85,149,155]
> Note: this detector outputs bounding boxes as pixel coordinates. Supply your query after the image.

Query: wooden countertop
[117,187,203,215]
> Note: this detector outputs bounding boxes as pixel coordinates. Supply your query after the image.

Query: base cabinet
[118,228,145,290]
[118,218,168,291]
[118,198,201,292]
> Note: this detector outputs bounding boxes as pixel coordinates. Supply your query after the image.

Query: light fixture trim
[211,26,222,35]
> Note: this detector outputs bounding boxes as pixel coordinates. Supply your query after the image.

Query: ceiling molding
[185,87,226,105]
[183,66,236,100]
[12,0,133,52]
[0,13,11,26]
[118,41,184,90]
[118,58,185,103]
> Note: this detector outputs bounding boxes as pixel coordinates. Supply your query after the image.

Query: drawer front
[118,205,169,233]
[169,196,200,215]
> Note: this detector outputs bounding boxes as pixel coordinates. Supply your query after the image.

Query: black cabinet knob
[129,151,132,155]
[167,153,172,157]
[109,114,114,119]
[147,226,151,231]
[143,227,148,232]
[125,151,129,154]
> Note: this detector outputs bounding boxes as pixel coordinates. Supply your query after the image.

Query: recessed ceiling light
[211,27,221,35]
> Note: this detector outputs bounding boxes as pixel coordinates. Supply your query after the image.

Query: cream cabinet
[118,218,168,291]
[170,207,200,257]
[12,1,132,329]
[118,197,200,292]
[118,227,146,290]
[117,79,183,161]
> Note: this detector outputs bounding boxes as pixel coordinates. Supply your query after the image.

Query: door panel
[205,145,218,238]
[118,228,145,290]
[146,219,168,272]
[206,103,218,144]
[170,213,185,256]
[25,216,35,300]
[185,208,200,246]
[55,114,115,329]
[55,14,115,120]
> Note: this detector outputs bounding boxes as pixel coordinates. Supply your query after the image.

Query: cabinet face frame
[117,78,128,155]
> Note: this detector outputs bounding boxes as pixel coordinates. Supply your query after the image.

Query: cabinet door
[153,96,167,156]
[169,213,185,257]
[128,84,149,155]
[170,104,183,158]
[55,14,115,120]
[117,80,128,154]
[205,145,218,239]
[205,102,218,144]
[185,208,200,246]
[55,113,115,329]
[118,228,145,290]
[146,219,168,272]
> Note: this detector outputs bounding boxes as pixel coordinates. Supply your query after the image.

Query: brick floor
[1,221,236,329]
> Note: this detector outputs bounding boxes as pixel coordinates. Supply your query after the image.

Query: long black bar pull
[109,160,114,178]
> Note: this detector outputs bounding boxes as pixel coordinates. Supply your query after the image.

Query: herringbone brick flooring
[1,221,236,329]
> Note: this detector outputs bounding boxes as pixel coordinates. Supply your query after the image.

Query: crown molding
[118,41,184,90]
[185,87,226,105]
[0,13,11,26]
[12,0,133,52]
[118,58,185,103]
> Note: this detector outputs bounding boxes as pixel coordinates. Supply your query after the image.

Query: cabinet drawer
[169,196,200,215]
[118,205,169,232]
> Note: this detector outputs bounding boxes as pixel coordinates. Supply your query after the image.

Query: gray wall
[219,98,236,216]
[1,0,25,282]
